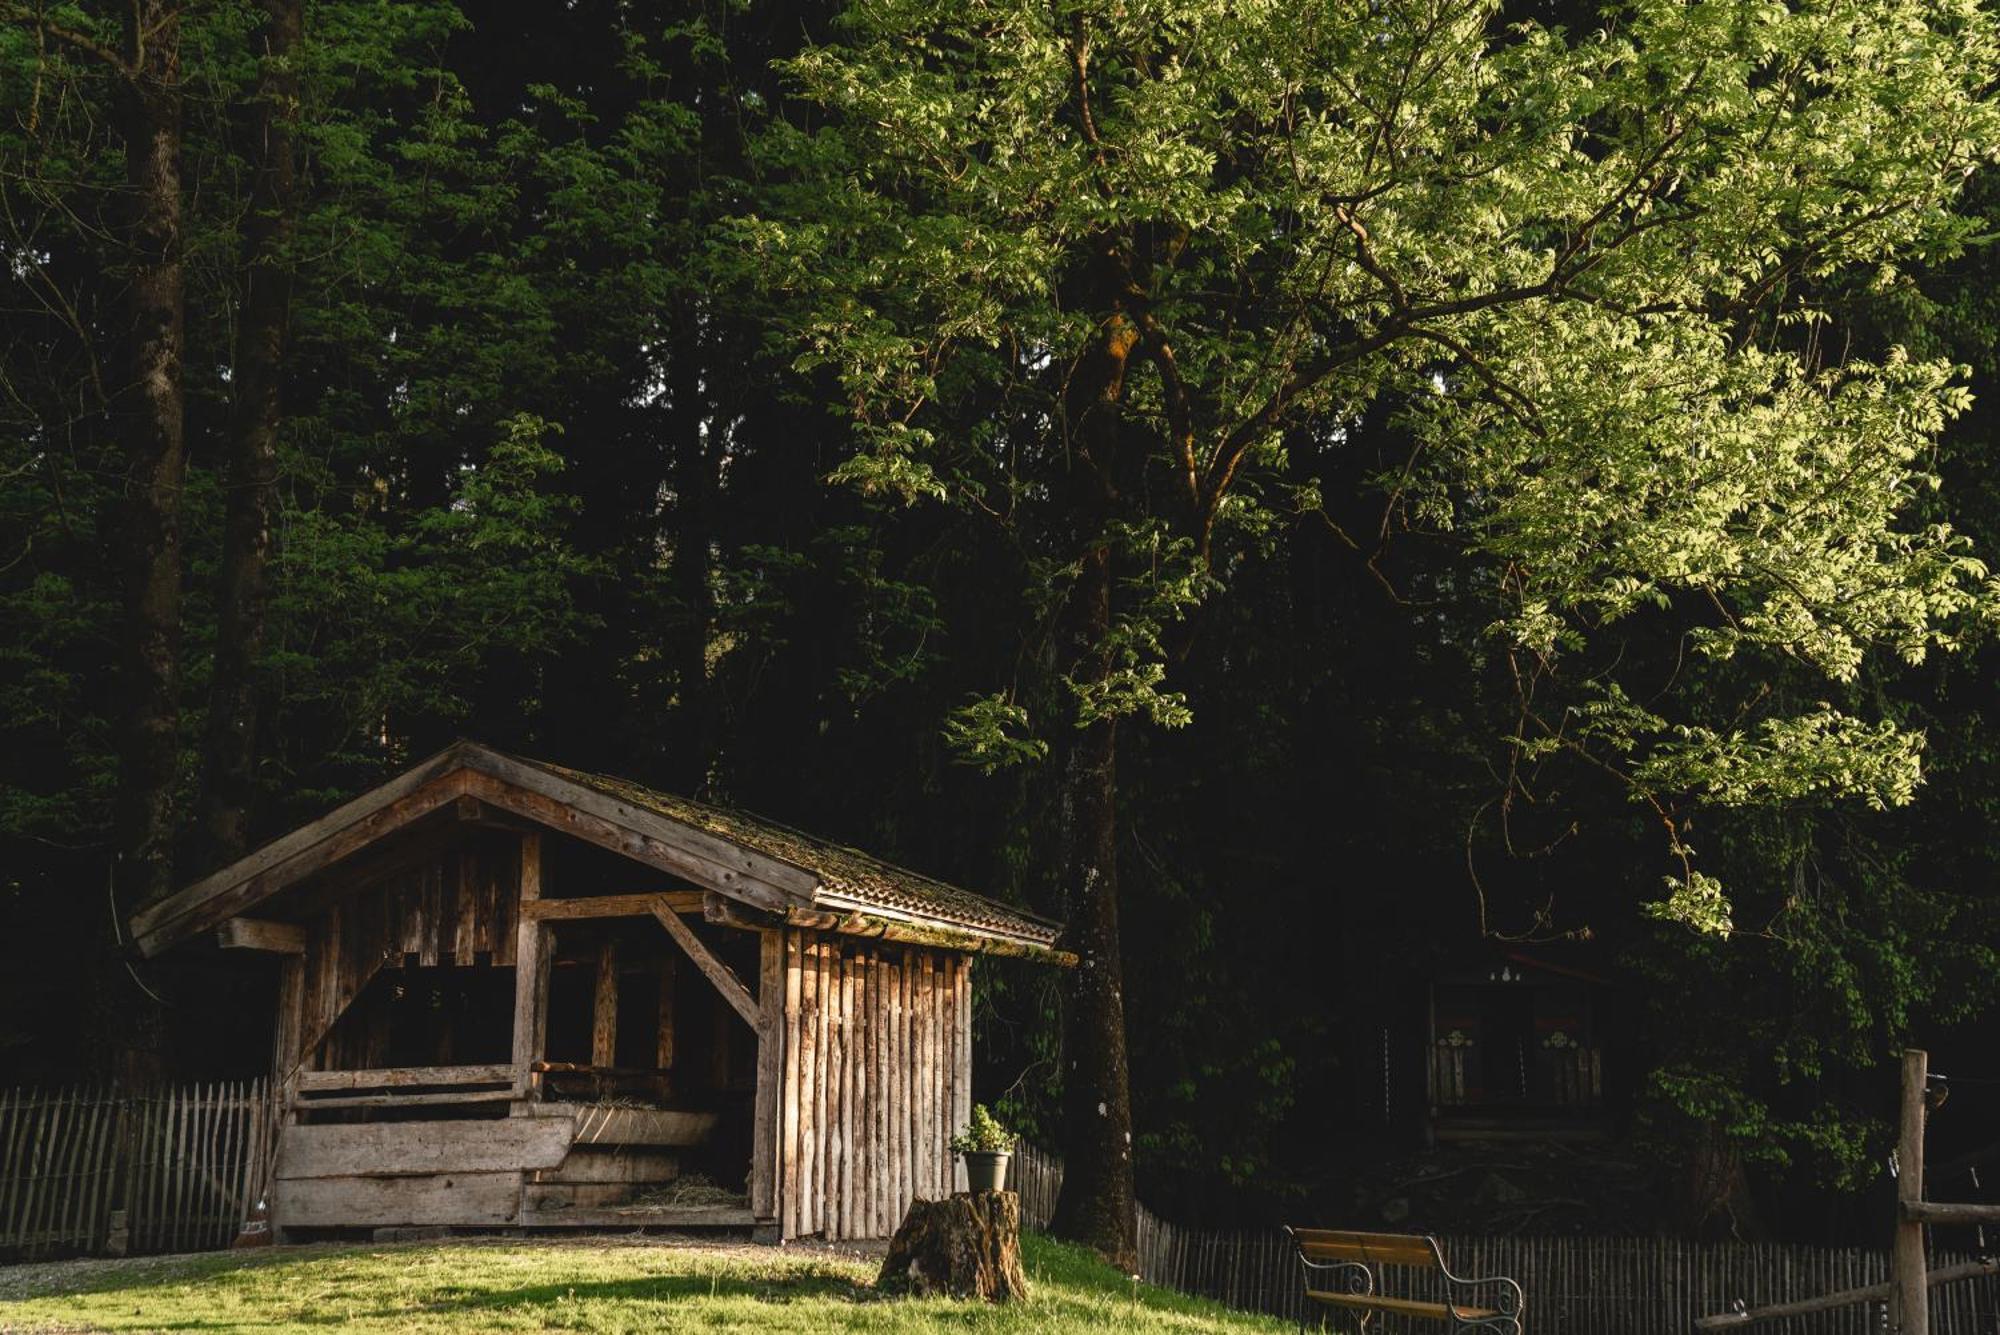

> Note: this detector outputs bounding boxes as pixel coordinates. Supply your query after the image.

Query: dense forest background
[5,0,2000,1252]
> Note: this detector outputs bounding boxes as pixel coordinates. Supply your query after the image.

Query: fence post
[1895,1048,1928,1335]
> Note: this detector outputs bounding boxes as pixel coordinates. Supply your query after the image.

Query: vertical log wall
[775,929,971,1240]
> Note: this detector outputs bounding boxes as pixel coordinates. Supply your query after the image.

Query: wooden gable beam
[132,740,821,960]
[132,764,476,958]
[456,755,815,911]
[650,897,759,1029]
[216,918,307,953]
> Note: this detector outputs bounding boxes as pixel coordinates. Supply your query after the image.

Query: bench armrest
[1436,1268,1525,1332]
[1296,1255,1375,1298]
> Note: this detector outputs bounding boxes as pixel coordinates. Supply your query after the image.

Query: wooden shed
[127,742,1070,1242]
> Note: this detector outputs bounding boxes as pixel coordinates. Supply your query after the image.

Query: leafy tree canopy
[743,0,2000,935]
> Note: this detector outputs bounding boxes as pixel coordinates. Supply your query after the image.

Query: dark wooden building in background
[1427,950,1610,1144]
[128,742,1070,1242]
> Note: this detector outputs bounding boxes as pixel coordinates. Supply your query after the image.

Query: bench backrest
[1287,1228,1443,1270]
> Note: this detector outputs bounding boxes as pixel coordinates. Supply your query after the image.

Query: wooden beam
[451,794,538,831]
[702,893,1076,966]
[273,1171,523,1228]
[1901,1200,2000,1225]
[133,767,473,956]
[1694,1260,2000,1329]
[294,1064,513,1092]
[522,892,703,921]
[276,1117,573,1180]
[517,1204,755,1228]
[134,737,819,957]
[290,1088,516,1109]
[458,748,818,901]
[217,917,306,953]
[651,897,758,1028]
[463,773,798,915]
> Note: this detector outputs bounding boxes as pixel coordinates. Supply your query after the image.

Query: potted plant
[950,1104,1017,1193]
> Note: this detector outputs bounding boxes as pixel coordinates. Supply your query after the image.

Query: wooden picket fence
[0,1081,274,1261]
[1013,1143,2000,1333]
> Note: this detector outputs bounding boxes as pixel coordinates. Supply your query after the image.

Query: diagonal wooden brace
[651,896,759,1028]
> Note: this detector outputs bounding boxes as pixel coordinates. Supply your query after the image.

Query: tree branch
[0,2,131,77]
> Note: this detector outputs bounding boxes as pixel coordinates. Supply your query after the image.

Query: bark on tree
[1047,542,1139,1271]
[200,0,300,866]
[878,1191,1030,1302]
[111,0,188,921]
[1046,312,1140,1271]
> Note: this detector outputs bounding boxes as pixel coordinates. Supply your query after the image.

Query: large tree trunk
[200,0,299,867]
[1044,309,1141,1268]
[98,1,186,1082]
[665,315,714,792]
[1048,538,1139,1271]
[111,2,187,917]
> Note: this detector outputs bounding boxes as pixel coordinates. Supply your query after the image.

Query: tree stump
[877,1190,1029,1302]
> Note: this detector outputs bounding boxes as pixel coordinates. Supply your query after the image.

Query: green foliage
[950,1102,1019,1156]
[943,695,1048,772]
[267,413,600,738]
[748,0,2000,933]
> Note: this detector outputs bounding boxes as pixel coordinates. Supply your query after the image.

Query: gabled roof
[128,741,1066,960]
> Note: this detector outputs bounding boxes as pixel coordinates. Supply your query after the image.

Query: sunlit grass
[0,1230,1284,1332]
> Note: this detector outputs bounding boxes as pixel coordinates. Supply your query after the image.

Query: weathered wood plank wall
[1013,1144,2000,1334]
[0,1081,272,1261]
[303,837,521,1070]
[776,930,970,1240]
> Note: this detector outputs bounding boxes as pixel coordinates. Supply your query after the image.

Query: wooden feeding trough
[129,742,1072,1242]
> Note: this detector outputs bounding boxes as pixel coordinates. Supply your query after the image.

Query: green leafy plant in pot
[950,1104,1017,1193]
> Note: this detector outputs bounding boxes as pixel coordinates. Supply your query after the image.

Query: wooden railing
[1431,1042,1602,1109]
[0,1080,273,1260]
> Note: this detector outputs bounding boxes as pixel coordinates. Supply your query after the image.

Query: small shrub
[950,1104,1017,1156]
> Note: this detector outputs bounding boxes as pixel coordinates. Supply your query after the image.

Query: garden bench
[1283,1227,1524,1333]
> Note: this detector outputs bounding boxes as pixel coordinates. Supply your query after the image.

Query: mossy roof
[535,758,1064,947]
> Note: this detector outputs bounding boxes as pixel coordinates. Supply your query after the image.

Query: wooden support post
[751,929,782,1226]
[272,955,305,1122]
[592,938,620,1070]
[782,930,803,1239]
[713,992,733,1089]
[1896,1048,1929,1335]
[511,832,548,1096]
[657,954,677,1072]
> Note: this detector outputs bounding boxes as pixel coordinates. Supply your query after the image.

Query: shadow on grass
[4,1247,887,1331]
[398,1267,878,1317]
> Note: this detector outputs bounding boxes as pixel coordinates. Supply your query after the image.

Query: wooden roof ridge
[126,740,1067,961]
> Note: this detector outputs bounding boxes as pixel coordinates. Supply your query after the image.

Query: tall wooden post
[511,831,547,1097]
[751,929,782,1235]
[1895,1047,1929,1335]
[592,938,620,1069]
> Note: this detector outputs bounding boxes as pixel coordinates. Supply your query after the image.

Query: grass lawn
[0,1231,1286,1333]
